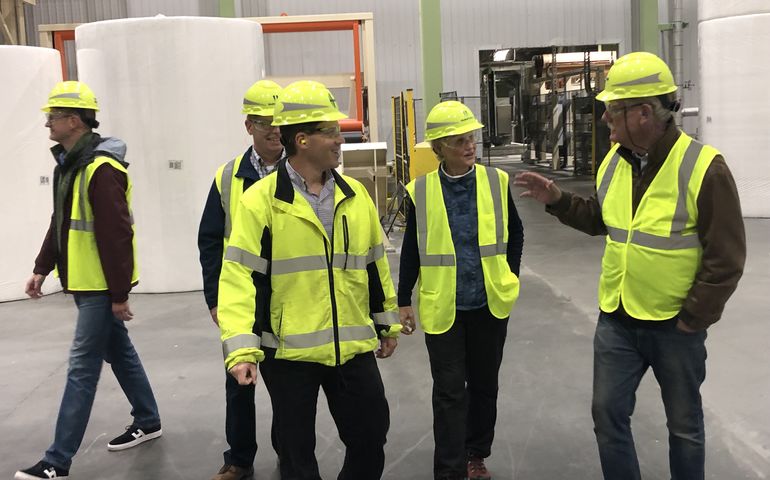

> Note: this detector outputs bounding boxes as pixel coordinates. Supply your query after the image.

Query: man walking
[198,79,284,480]
[217,80,401,480]
[16,81,161,480]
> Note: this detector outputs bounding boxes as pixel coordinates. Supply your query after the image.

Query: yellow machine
[411,141,439,179]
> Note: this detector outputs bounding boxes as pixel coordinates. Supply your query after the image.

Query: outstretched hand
[513,172,562,205]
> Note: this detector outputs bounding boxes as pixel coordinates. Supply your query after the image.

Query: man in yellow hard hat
[16,81,161,480]
[217,80,401,480]
[398,100,523,480]
[198,79,284,480]
[515,52,746,479]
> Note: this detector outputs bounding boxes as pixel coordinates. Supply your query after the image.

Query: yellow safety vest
[218,165,400,368]
[596,132,717,320]
[67,157,139,291]
[214,152,247,251]
[406,165,520,334]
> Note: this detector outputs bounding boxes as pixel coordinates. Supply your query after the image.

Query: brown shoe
[467,455,491,480]
[211,464,254,480]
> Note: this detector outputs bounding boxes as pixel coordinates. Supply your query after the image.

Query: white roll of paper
[0,46,63,301]
[75,16,265,292]
[699,11,770,217]
[698,0,769,22]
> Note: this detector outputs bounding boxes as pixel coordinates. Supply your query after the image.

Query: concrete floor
[1,160,769,479]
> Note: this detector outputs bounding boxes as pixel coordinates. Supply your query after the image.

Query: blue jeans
[44,294,160,469]
[592,312,707,480]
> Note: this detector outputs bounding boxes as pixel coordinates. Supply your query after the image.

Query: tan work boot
[211,464,254,480]
[467,455,492,480]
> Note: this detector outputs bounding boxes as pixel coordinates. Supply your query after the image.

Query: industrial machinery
[480,44,616,175]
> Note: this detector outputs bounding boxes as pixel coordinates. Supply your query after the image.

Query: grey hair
[622,94,676,124]
[430,139,445,160]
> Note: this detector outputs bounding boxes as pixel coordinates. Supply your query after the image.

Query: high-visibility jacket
[597,132,717,320]
[406,165,519,334]
[218,160,401,369]
[67,157,138,290]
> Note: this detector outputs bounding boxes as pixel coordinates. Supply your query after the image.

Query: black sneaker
[14,460,69,479]
[107,423,163,451]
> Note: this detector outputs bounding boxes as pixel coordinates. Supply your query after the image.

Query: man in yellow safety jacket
[217,80,401,480]
[398,101,523,480]
[16,81,161,480]
[515,52,746,480]
[197,79,284,480]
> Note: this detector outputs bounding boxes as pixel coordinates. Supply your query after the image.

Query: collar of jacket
[274,158,355,205]
[51,132,98,171]
[236,146,287,181]
[617,121,681,169]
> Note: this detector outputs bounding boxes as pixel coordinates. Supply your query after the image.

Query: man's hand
[676,318,698,333]
[513,172,562,205]
[112,301,134,322]
[25,274,46,299]
[376,337,398,359]
[229,362,258,385]
[209,307,218,326]
[399,306,416,335]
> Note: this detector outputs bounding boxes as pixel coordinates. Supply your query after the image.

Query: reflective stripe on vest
[598,140,703,250]
[596,133,715,320]
[414,176,455,267]
[70,170,135,233]
[407,165,519,333]
[67,157,139,290]
[220,158,237,238]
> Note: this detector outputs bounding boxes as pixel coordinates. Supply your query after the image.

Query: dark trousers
[592,312,707,480]
[223,368,280,468]
[424,306,509,479]
[259,350,390,480]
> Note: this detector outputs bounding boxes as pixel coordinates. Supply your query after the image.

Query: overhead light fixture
[493,49,514,62]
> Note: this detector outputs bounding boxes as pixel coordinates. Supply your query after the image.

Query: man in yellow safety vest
[217,80,401,480]
[515,51,746,480]
[16,81,161,480]
[197,79,284,480]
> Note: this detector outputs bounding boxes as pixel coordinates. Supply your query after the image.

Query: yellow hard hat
[424,101,483,142]
[596,52,678,102]
[242,80,282,116]
[42,81,99,112]
[272,80,348,126]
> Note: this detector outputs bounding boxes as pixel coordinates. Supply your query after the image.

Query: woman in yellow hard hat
[398,100,523,480]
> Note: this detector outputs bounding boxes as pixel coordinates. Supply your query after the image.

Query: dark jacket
[546,123,745,330]
[34,132,136,303]
[398,166,525,308]
[197,146,263,310]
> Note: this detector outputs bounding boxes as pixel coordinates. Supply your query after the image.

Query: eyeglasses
[440,133,476,149]
[312,125,342,138]
[248,118,277,131]
[605,102,648,117]
[46,112,73,122]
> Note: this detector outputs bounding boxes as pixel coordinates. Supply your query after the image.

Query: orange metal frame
[53,18,366,123]
[53,29,75,80]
